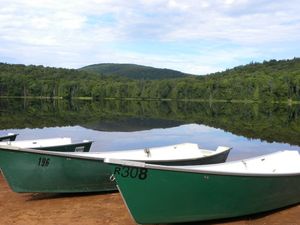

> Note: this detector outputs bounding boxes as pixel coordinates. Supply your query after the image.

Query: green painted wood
[0,134,18,142]
[0,145,228,193]
[0,149,115,193]
[110,164,300,224]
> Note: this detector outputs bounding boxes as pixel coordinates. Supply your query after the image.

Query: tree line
[1,58,300,102]
[1,98,300,146]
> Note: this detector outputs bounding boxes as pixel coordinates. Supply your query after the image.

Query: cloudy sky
[0,0,300,74]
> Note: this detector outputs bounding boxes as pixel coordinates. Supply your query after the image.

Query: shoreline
[1,174,300,225]
[1,96,300,105]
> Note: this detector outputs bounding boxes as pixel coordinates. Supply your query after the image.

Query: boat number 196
[38,157,50,167]
[114,166,148,180]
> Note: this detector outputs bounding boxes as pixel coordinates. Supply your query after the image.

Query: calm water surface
[1,99,300,161]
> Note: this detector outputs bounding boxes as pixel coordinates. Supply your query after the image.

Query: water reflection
[2,124,300,161]
[1,98,300,160]
[83,118,182,132]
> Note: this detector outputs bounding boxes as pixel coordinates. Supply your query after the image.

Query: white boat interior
[0,143,230,162]
[69,143,230,161]
[0,137,79,148]
[105,150,300,175]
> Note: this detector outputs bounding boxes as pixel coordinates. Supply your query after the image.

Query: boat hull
[0,149,114,193]
[0,146,229,193]
[33,141,92,152]
[153,148,230,165]
[110,164,300,224]
[0,134,18,142]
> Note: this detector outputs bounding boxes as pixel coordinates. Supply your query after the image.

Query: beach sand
[0,174,299,225]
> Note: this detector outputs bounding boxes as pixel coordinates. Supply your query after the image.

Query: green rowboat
[105,150,300,224]
[0,137,92,152]
[0,143,230,193]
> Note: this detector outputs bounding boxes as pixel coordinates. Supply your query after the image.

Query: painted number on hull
[114,166,148,180]
[38,157,50,167]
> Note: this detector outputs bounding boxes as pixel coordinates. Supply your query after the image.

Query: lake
[1,98,300,161]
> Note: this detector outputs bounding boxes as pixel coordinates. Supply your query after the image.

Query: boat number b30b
[38,157,50,167]
[114,166,148,180]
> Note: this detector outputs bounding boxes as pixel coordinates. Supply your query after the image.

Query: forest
[0,58,300,102]
[79,63,190,79]
[1,98,299,146]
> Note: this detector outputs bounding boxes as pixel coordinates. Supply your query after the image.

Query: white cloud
[0,0,300,73]
[160,0,300,45]
[167,0,190,11]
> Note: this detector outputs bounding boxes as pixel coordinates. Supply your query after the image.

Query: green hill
[1,58,300,102]
[79,63,191,80]
[192,58,300,102]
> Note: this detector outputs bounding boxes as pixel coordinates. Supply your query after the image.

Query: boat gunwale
[0,144,230,163]
[105,151,300,177]
[33,140,94,149]
[94,145,231,162]
[0,145,99,160]
[0,133,18,140]
[0,139,93,148]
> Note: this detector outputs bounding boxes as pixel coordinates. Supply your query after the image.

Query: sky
[0,0,300,75]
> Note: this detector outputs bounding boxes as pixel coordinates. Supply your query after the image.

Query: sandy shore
[0,174,300,225]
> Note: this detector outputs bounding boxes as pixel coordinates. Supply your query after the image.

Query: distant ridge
[1,58,300,102]
[79,63,191,80]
